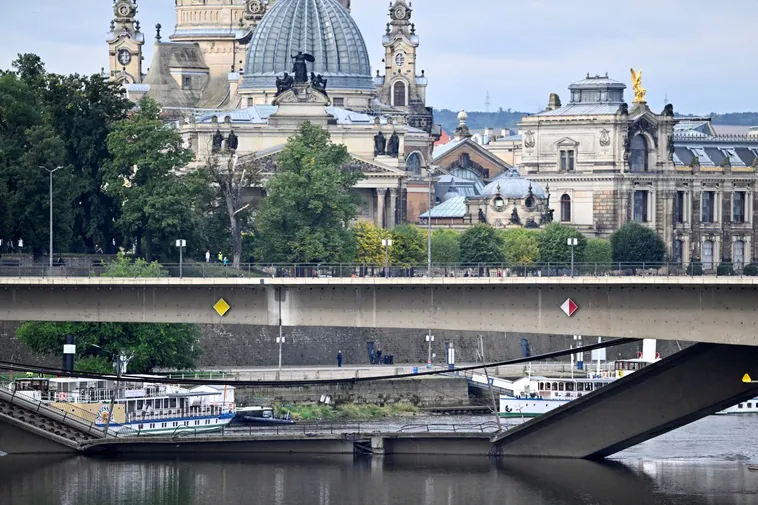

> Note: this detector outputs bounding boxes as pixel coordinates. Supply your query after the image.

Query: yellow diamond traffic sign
[213,298,231,317]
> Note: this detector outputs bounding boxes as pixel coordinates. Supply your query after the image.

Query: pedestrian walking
[376,347,383,365]
[223,256,229,267]
[205,249,210,263]
[217,251,223,263]
[337,350,343,368]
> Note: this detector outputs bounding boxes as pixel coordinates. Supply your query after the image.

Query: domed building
[107,0,438,231]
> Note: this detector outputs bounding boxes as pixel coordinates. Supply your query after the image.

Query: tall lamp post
[41,165,64,271]
[567,237,578,277]
[425,167,439,276]
[425,334,434,368]
[175,239,186,278]
[382,238,393,278]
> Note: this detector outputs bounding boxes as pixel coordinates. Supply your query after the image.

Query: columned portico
[388,189,398,229]
[376,188,388,227]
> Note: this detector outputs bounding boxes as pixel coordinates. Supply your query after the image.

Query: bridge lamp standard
[175,239,186,278]
[382,239,393,278]
[425,334,434,368]
[567,237,578,277]
[40,165,65,272]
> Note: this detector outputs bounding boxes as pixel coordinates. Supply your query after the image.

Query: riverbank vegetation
[274,402,419,421]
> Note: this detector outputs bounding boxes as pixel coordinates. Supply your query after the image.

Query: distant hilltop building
[431,73,758,271]
[106,0,439,231]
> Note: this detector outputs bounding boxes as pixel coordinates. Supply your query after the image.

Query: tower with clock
[375,0,432,133]
[106,0,144,84]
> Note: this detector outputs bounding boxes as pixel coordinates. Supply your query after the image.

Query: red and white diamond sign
[561,298,578,317]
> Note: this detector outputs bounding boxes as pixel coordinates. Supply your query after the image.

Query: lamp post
[567,237,578,277]
[41,165,64,271]
[276,287,285,371]
[425,167,439,276]
[425,334,434,368]
[382,238,393,278]
[175,239,186,278]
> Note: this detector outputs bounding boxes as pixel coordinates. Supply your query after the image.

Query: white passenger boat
[715,400,758,415]
[11,377,235,435]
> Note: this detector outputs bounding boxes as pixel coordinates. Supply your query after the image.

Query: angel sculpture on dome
[630,68,647,103]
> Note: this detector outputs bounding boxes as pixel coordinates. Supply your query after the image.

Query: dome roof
[241,0,374,91]
[483,170,546,198]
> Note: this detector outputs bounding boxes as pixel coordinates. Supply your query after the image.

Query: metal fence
[0,260,756,279]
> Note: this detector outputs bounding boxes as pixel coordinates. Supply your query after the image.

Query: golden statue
[630,68,647,103]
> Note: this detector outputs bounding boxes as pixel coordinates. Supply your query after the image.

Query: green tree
[610,222,665,264]
[499,228,540,264]
[538,223,586,264]
[352,221,388,264]
[390,225,426,265]
[255,122,363,263]
[431,229,460,264]
[104,98,197,261]
[459,224,505,264]
[585,238,612,267]
[16,254,202,373]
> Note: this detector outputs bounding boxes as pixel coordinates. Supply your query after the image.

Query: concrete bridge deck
[2,276,758,345]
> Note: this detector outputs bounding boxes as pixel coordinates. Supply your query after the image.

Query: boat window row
[538,381,605,392]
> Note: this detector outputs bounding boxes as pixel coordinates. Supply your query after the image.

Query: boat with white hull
[11,377,235,436]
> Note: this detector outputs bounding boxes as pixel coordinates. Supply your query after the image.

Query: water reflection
[1,454,756,505]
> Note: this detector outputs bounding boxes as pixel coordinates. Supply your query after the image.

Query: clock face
[117,49,132,66]
[394,6,406,19]
[118,4,131,17]
[394,52,406,67]
[247,0,263,14]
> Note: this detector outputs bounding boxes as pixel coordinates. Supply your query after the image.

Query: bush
[538,223,586,264]
[610,223,665,264]
[716,264,734,276]
[584,238,612,269]
[743,264,758,276]
[687,261,703,276]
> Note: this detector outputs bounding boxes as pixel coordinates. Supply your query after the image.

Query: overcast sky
[1,0,756,114]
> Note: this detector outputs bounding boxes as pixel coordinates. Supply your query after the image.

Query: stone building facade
[518,73,758,268]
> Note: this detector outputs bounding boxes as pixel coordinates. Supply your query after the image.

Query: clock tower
[375,0,432,133]
[106,0,144,84]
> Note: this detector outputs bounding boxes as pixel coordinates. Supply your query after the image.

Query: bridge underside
[2,280,758,344]
[491,343,758,458]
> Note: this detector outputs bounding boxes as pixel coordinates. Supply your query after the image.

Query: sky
[1,0,757,114]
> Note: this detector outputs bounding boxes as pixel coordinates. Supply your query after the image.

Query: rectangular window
[560,150,575,171]
[702,191,715,223]
[182,76,191,90]
[733,192,745,223]
[633,191,648,223]
[561,150,574,172]
[333,97,345,107]
[675,191,685,224]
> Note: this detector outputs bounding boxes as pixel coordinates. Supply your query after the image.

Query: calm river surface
[1,415,758,505]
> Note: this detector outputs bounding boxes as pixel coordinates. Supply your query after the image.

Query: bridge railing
[0,260,755,279]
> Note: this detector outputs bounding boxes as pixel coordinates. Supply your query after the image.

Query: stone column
[388,189,398,229]
[376,188,387,228]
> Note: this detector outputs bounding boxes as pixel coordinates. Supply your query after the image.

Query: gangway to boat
[444,370,514,396]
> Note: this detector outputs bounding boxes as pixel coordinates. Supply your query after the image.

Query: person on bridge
[337,350,343,368]
[205,249,210,263]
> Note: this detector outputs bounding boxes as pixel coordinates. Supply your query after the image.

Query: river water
[1,415,757,505]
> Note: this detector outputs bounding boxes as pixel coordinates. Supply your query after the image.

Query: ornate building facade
[108,0,437,230]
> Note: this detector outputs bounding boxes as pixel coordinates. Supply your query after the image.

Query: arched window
[734,240,745,269]
[630,135,648,172]
[560,194,571,222]
[393,81,406,107]
[406,152,422,176]
[702,240,714,270]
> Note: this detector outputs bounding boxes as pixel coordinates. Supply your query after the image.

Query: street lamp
[382,238,393,278]
[567,237,578,277]
[425,167,440,276]
[425,334,434,368]
[40,165,64,271]
[276,335,285,371]
[175,239,186,278]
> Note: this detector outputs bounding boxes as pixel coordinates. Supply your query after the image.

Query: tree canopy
[538,223,586,264]
[459,224,505,264]
[585,238,613,266]
[16,254,202,373]
[610,223,665,264]
[499,228,540,264]
[255,122,363,263]
[352,221,389,264]
[431,229,460,264]
[390,225,426,265]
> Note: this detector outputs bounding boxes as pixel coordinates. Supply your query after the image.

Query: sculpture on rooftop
[374,131,387,157]
[630,68,647,103]
[291,51,315,83]
[387,132,400,158]
[310,72,328,96]
[212,129,224,153]
[275,72,294,96]
[226,131,239,152]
